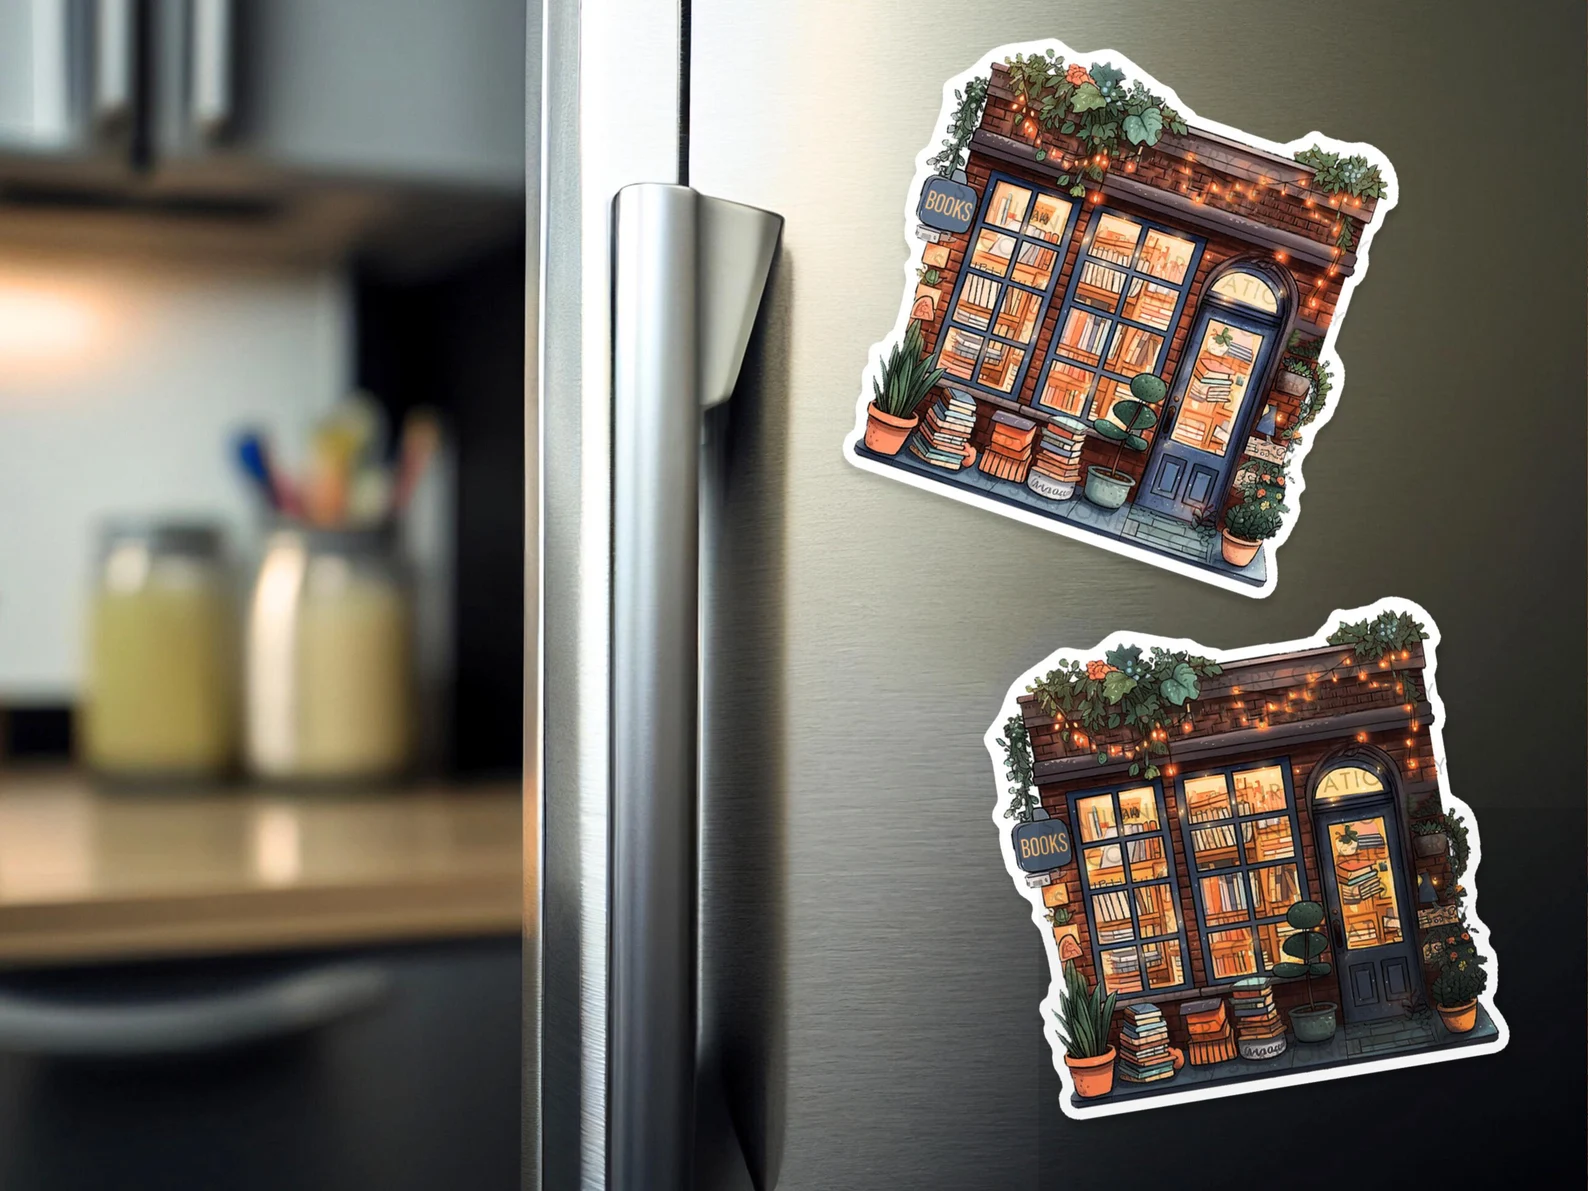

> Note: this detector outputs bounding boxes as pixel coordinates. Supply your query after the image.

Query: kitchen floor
[858,444,1267,585]
[1079,1004,1500,1109]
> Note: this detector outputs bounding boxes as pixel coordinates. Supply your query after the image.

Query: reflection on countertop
[0,770,524,966]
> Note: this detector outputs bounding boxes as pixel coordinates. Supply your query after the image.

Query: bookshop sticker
[843,37,1399,598]
[986,599,1507,1120]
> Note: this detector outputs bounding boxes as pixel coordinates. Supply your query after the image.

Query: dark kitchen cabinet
[147,0,525,193]
[0,0,135,184]
[0,936,522,1191]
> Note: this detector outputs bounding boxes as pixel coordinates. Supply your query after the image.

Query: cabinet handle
[191,0,233,138]
[92,0,134,129]
[0,962,389,1059]
[609,183,780,1190]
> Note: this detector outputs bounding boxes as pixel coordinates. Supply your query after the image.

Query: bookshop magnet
[843,39,1398,597]
[987,599,1507,1118]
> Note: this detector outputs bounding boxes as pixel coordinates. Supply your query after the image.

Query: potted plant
[1275,358,1313,397]
[1053,959,1117,1098]
[1413,819,1450,858]
[864,318,946,456]
[1083,372,1166,510]
[1207,325,1236,357]
[1271,900,1337,1043]
[1046,905,1083,962]
[1428,925,1487,1033]
[1220,479,1287,567]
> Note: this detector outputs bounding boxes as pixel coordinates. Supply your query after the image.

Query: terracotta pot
[1084,466,1135,510]
[1414,832,1449,858]
[1220,528,1262,567]
[1275,370,1312,397]
[1063,1046,1116,1099]
[863,404,917,456]
[1436,998,1478,1034]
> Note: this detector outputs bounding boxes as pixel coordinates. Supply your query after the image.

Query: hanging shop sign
[986,599,1506,1120]
[1012,817,1072,873]
[916,175,978,234]
[845,37,1399,598]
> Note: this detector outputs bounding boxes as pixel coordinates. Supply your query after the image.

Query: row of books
[1231,977,1285,1041]
[1118,1003,1175,1083]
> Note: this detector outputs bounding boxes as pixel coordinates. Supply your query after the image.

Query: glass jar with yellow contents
[244,524,414,783]
[82,521,237,781]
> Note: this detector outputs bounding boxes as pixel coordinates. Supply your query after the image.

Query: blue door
[1135,273,1284,522]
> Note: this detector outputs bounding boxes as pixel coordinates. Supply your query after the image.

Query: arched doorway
[1135,259,1296,522]
[1307,746,1423,1022]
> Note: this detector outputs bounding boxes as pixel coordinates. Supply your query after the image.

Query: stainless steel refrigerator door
[539,2,1585,1188]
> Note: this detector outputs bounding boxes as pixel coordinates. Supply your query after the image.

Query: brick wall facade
[1019,642,1454,1052]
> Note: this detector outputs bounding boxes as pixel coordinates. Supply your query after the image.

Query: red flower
[1460,932,1470,940]
[1256,488,1267,497]
[1086,660,1113,680]
[1448,951,1458,960]
[1065,64,1095,87]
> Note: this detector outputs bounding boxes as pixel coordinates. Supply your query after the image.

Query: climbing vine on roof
[1326,610,1427,662]
[1295,147,1388,251]
[1001,51,1188,197]
[927,76,989,178]
[1029,646,1222,780]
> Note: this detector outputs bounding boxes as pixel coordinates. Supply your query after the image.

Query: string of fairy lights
[1059,645,1427,782]
[1012,102,1363,318]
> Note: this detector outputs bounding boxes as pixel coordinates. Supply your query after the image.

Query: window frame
[1032,206,1205,423]
[1065,779,1194,998]
[1174,756,1310,984]
[933,171,1079,400]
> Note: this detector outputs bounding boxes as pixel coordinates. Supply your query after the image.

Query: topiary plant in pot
[1053,959,1118,1098]
[864,318,946,456]
[1083,372,1166,510]
[1271,900,1337,1042]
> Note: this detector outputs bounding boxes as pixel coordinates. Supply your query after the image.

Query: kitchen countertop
[0,770,525,966]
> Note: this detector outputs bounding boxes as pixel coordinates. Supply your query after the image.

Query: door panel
[637,1,1588,1188]
[1316,805,1421,1022]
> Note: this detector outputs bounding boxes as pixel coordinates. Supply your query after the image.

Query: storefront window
[1034,209,1201,423]
[1069,783,1191,996]
[936,174,1077,402]
[1178,760,1308,982]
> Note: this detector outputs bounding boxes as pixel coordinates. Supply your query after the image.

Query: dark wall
[356,245,526,777]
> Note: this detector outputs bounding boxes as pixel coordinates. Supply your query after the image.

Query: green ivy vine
[1001,52,1188,197]
[1295,147,1388,251]
[996,713,1038,822]
[927,76,989,178]
[1281,333,1334,436]
[1326,610,1427,661]
[1028,646,1222,780]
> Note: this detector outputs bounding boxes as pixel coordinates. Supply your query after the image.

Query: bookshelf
[1330,816,1403,949]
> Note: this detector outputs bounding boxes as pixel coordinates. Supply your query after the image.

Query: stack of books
[1181,998,1237,1066]
[1026,415,1087,501]
[1191,358,1235,404]
[977,410,1037,483]
[906,389,976,470]
[1337,859,1384,902]
[1116,1003,1175,1084]
[1231,976,1287,1060]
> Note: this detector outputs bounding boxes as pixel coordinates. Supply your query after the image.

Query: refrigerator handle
[610,183,781,1190]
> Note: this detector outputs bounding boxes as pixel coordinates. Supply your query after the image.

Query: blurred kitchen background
[0,2,530,1187]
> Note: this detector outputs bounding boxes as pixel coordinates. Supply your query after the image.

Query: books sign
[916,176,978,234]
[1012,818,1072,873]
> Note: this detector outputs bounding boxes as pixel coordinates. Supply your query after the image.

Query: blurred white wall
[0,253,350,699]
